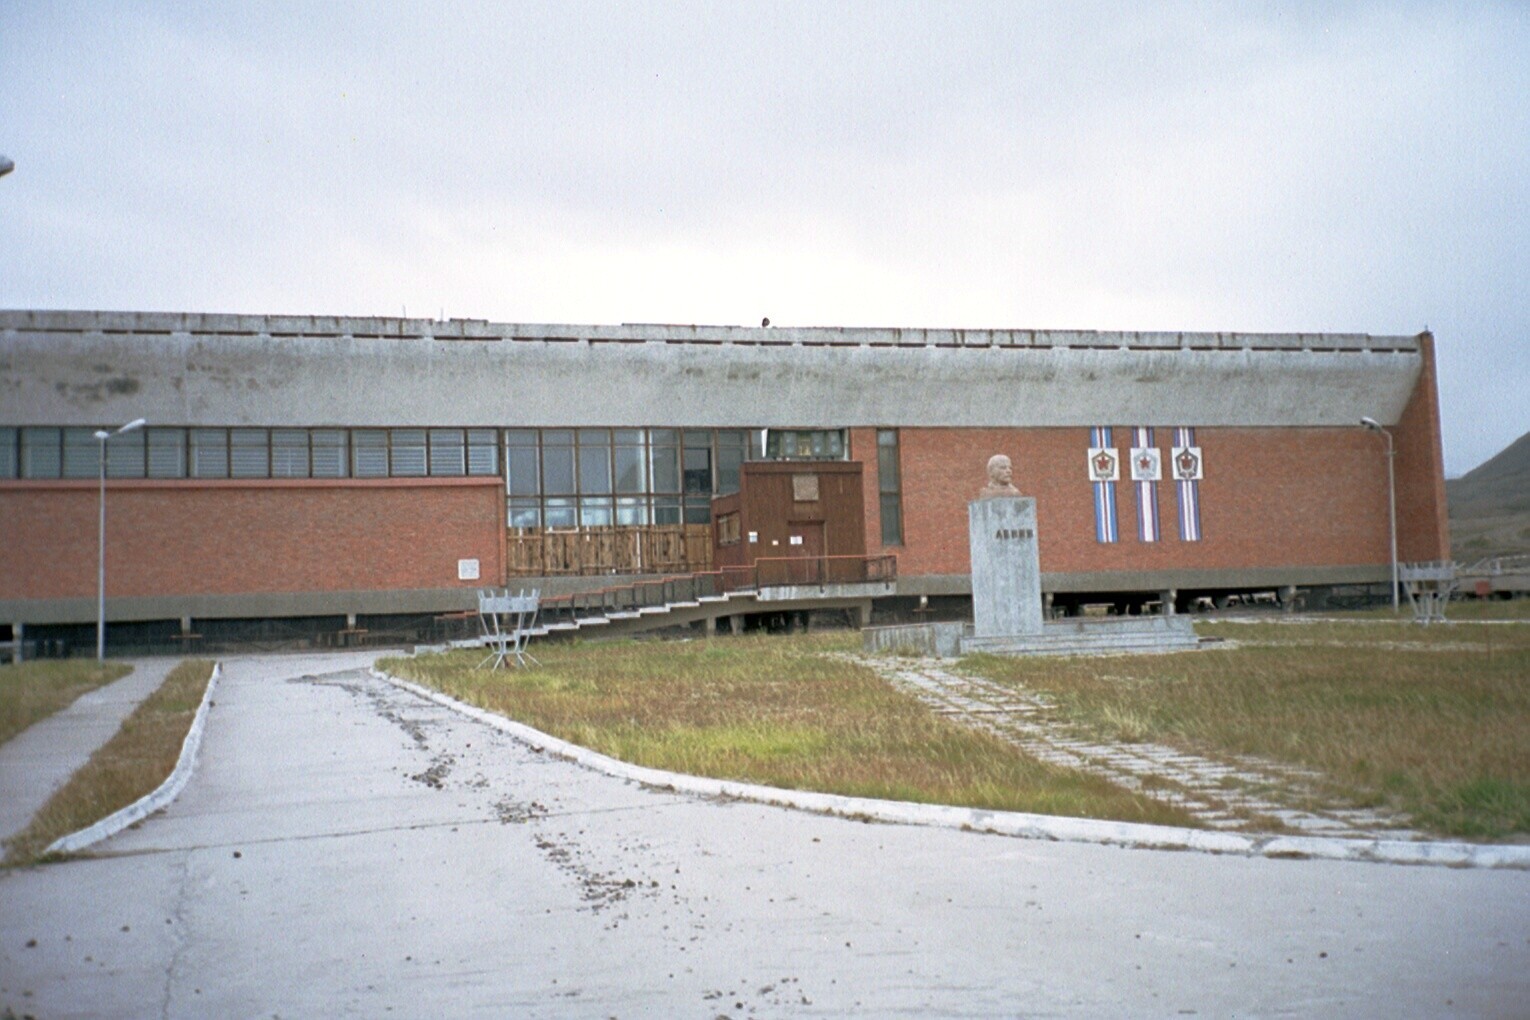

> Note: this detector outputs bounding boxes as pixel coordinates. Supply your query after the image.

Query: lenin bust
[978,454,1021,499]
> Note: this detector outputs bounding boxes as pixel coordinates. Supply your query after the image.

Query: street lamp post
[1359,417,1399,613]
[96,418,147,659]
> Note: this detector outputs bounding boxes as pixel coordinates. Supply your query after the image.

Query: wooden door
[786,521,825,583]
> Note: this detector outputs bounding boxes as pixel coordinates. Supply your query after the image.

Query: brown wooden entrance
[711,461,866,575]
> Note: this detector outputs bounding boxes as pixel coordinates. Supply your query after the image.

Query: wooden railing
[507,524,713,577]
[537,554,897,627]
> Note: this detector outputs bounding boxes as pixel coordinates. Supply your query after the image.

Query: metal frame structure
[477,588,541,669]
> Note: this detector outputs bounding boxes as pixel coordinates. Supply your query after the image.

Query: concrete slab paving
[2,651,1527,1018]
[0,658,177,847]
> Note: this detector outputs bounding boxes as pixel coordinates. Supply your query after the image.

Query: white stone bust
[978,454,1021,498]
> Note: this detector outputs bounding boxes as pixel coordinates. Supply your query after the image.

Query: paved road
[0,659,177,847]
[2,651,1526,1018]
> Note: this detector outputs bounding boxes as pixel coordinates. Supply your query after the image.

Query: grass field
[384,634,1194,828]
[964,617,1530,838]
[0,659,133,746]
[4,659,215,864]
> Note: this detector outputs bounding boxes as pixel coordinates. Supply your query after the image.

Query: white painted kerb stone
[371,666,1530,871]
[46,663,222,856]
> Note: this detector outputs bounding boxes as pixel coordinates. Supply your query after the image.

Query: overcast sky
[2,1,1525,475]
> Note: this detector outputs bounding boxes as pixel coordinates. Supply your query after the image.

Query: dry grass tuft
[965,619,1530,838]
[4,659,215,864]
[384,634,1195,828]
[0,659,133,746]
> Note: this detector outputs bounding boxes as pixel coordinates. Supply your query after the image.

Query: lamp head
[118,418,147,434]
[1359,417,1382,431]
[93,430,110,440]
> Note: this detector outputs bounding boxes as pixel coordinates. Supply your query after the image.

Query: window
[352,430,388,477]
[614,430,646,493]
[390,429,427,476]
[62,428,99,478]
[615,496,649,525]
[682,430,712,495]
[230,429,269,478]
[765,429,846,461]
[542,430,575,494]
[147,429,186,478]
[716,430,746,494]
[506,430,540,496]
[717,512,741,546]
[466,429,498,476]
[877,429,903,546]
[271,429,309,478]
[21,428,61,478]
[649,429,680,493]
[428,429,465,476]
[191,429,229,478]
[0,429,15,478]
[577,429,612,495]
[508,499,541,529]
[311,430,347,478]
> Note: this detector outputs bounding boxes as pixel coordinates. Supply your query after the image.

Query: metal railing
[1460,554,1530,577]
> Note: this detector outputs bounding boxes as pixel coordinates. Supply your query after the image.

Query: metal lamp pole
[1360,417,1399,612]
[96,418,147,659]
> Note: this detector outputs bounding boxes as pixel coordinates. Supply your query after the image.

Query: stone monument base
[863,615,1199,659]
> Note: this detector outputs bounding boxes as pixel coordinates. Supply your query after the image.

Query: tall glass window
[877,429,903,546]
[506,430,540,497]
[577,429,612,495]
[716,430,746,495]
[649,429,680,494]
[541,430,575,495]
[613,430,647,493]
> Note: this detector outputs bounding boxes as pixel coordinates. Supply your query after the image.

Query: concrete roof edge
[0,309,1423,353]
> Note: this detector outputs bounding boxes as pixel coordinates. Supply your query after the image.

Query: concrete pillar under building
[1161,589,1177,616]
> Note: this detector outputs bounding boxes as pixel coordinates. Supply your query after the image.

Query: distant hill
[1447,430,1530,563]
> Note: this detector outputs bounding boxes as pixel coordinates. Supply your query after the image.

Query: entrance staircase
[436,554,896,652]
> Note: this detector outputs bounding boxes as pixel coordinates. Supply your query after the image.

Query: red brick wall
[0,478,505,600]
[1393,333,1451,562]
[856,412,1449,578]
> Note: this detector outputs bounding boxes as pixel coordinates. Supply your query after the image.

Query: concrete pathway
[0,659,178,848]
[3,651,1526,1018]
[855,655,1418,838]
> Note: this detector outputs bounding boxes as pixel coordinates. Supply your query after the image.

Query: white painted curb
[46,663,222,856]
[370,667,1530,871]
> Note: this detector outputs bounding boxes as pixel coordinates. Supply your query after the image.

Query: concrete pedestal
[968,497,1043,637]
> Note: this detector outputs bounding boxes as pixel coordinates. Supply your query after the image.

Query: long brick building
[0,310,1449,649]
